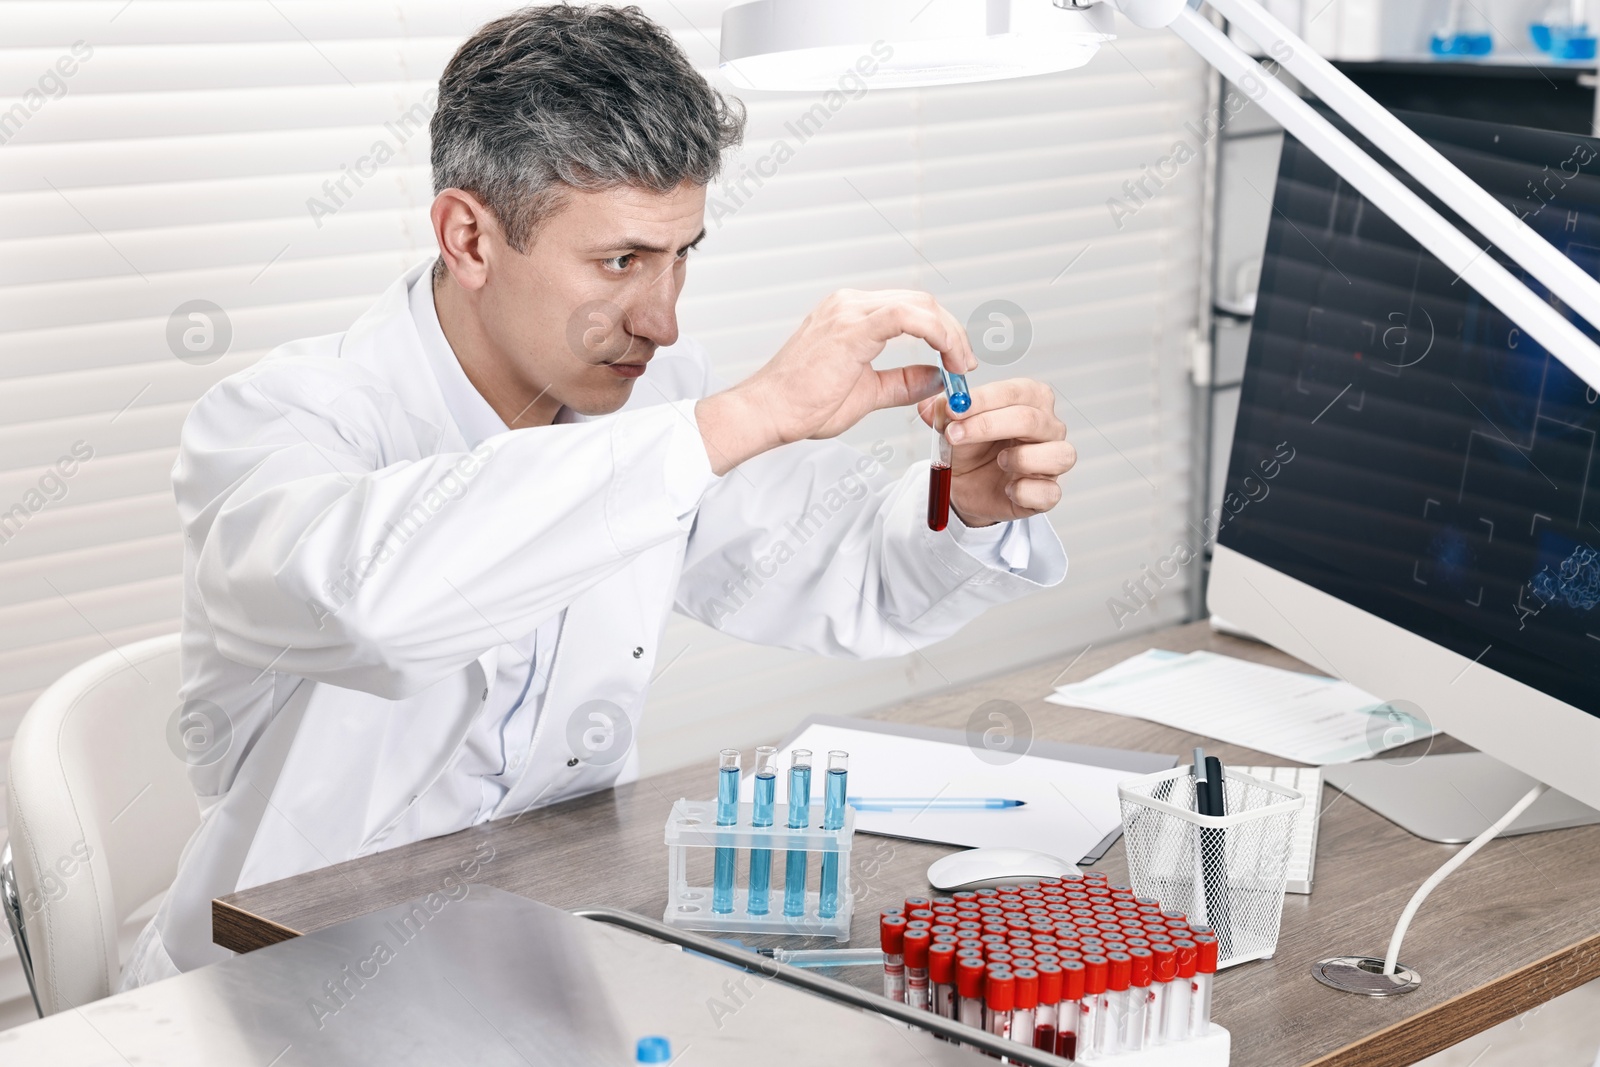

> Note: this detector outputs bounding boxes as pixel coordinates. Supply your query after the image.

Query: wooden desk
[216,621,1600,1067]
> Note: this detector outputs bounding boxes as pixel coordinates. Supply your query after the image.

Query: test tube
[1034,962,1061,1053]
[927,405,952,532]
[1124,947,1152,1052]
[1101,951,1131,1056]
[1148,942,1176,1046]
[1080,954,1108,1060]
[1191,933,1218,1036]
[956,957,986,1046]
[712,749,740,914]
[1059,958,1086,1061]
[783,750,812,918]
[942,367,972,413]
[985,967,1015,1043]
[880,913,908,1002]
[747,746,777,915]
[904,928,932,1011]
[818,750,848,918]
[929,942,957,1019]
[1012,968,1038,1049]
[1167,939,1196,1042]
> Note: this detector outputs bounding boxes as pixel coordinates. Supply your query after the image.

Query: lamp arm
[1204,0,1600,336]
[1168,7,1600,394]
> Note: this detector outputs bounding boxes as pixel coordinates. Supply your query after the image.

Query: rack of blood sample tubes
[663,748,855,939]
[876,870,1228,1063]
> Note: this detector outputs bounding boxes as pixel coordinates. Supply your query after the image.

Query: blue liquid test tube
[818,750,849,919]
[941,368,971,413]
[747,746,778,915]
[783,749,812,918]
[713,749,740,914]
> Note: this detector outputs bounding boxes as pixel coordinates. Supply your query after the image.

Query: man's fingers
[997,440,1077,477]
[955,378,1054,418]
[1005,476,1063,512]
[946,403,1064,446]
[861,296,976,375]
[876,364,944,413]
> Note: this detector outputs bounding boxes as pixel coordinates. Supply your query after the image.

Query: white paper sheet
[1046,650,1438,765]
[740,721,1130,863]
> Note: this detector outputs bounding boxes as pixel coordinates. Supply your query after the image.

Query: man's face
[473,181,707,417]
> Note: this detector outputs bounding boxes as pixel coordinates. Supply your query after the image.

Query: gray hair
[430,4,746,251]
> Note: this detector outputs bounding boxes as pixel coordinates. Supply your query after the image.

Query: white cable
[1382,783,1548,975]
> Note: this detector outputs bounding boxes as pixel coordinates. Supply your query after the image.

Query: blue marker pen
[713,748,740,914]
[783,749,812,918]
[747,746,778,916]
[818,750,849,919]
[942,368,972,414]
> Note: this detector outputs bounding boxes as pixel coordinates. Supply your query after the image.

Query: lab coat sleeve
[674,437,1067,658]
[175,359,712,698]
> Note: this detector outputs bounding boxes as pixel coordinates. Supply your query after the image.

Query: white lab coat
[123,259,1066,985]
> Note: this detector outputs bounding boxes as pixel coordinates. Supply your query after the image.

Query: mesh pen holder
[1119,767,1304,968]
[663,799,854,941]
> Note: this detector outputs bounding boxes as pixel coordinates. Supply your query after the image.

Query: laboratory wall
[0,0,1209,1025]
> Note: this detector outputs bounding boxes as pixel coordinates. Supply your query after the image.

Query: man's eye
[603,254,634,272]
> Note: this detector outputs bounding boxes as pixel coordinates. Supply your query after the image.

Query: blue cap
[636,1036,672,1063]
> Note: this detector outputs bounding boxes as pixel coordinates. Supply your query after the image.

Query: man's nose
[625,265,681,349]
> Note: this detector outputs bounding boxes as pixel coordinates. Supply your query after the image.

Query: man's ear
[431,188,497,292]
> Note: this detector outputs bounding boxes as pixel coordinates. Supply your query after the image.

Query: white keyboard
[1240,766,1322,894]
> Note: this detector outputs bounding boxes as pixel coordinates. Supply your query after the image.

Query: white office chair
[2,633,199,1016]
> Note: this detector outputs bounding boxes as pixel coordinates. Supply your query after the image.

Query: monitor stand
[1322,751,1600,844]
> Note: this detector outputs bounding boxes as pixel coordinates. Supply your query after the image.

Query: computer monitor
[1208,107,1600,832]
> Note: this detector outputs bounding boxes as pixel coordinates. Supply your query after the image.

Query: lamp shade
[718,0,1117,90]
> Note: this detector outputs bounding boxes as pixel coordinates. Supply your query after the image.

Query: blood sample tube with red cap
[1191,933,1218,1036]
[904,928,932,1011]
[1167,939,1196,1041]
[956,956,986,1041]
[1080,954,1108,1058]
[1059,958,1085,1061]
[880,913,907,1003]
[1011,967,1038,1048]
[929,942,957,1020]
[1034,962,1062,1053]
[1101,951,1132,1056]
[1148,942,1177,1046]
[1124,947,1153,1051]
[985,967,1015,1042]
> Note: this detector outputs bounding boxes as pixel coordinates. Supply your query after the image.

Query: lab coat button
[566,757,579,767]
[632,646,643,658]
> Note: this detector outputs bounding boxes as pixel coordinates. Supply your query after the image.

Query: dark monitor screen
[1218,108,1600,717]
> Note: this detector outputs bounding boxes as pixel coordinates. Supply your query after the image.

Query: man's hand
[919,379,1075,527]
[696,290,974,475]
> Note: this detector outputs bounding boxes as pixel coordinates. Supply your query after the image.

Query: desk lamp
[718,0,1600,996]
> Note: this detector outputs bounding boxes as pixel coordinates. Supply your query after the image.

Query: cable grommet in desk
[1312,955,1422,996]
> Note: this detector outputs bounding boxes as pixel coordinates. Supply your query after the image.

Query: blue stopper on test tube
[818,750,848,919]
[713,749,740,914]
[747,746,777,916]
[942,368,971,414]
[636,1036,672,1063]
[783,750,812,918]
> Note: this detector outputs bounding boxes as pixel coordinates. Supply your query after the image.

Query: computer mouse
[926,847,1082,892]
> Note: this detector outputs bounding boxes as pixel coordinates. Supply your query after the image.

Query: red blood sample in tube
[927,463,952,531]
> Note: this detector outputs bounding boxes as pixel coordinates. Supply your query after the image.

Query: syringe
[783,750,812,918]
[817,750,848,919]
[713,749,740,914]
[747,746,777,915]
[756,946,884,969]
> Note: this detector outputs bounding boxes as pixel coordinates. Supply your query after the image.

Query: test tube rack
[663,798,854,940]
[1078,1023,1230,1065]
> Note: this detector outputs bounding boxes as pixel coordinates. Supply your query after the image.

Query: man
[123,4,1075,986]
